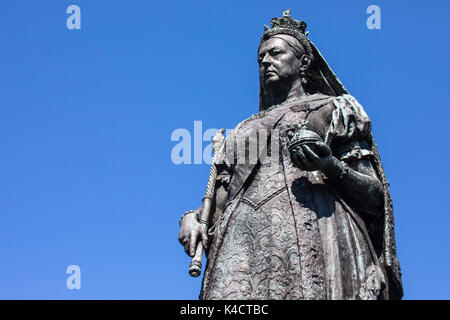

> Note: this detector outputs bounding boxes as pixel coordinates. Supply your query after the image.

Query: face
[258,36,303,89]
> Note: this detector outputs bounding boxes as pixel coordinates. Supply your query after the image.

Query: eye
[269,50,284,59]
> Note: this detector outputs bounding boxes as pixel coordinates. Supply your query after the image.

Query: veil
[258,29,403,299]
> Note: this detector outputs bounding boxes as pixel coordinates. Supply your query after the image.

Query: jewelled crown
[260,9,312,57]
[265,9,307,34]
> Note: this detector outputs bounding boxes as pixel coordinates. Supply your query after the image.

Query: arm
[322,155,384,215]
[291,141,384,216]
[178,170,230,257]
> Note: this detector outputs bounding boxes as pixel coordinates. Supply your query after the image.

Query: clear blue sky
[0,0,449,299]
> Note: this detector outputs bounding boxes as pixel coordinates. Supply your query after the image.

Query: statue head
[258,10,348,111]
[258,34,312,95]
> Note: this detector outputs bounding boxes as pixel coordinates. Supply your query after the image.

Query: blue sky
[0,0,449,299]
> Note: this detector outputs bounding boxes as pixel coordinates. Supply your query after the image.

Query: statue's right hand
[178,209,208,257]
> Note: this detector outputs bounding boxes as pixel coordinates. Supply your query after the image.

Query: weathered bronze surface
[178,10,402,300]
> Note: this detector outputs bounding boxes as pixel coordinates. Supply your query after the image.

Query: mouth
[264,70,277,79]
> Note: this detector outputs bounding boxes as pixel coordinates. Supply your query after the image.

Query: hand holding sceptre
[189,129,225,277]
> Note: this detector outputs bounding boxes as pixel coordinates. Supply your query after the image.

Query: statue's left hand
[291,141,333,172]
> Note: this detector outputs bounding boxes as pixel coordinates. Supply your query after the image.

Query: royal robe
[200,93,402,300]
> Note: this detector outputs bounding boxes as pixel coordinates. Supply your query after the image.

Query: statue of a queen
[178,10,403,300]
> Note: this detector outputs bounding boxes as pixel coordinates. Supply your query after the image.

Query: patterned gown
[200,94,390,300]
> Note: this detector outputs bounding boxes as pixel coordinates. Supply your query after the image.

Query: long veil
[259,37,403,299]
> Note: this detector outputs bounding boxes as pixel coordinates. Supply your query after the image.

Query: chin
[263,77,280,87]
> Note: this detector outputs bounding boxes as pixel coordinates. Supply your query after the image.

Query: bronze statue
[178,10,402,300]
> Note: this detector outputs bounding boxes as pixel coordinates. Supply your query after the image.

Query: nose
[260,53,272,67]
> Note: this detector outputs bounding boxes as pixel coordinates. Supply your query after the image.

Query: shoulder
[326,94,373,145]
[334,94,370,118]
[309,94,368,114]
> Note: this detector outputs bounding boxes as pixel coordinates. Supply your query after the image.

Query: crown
[264,9,308,35]
[260,9,312,56]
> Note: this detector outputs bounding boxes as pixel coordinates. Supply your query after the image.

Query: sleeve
[325,94,374,163]
[213,132,233,190]
[327,95,404,299]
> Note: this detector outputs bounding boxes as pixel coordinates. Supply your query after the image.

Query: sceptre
[189,128,225,277]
